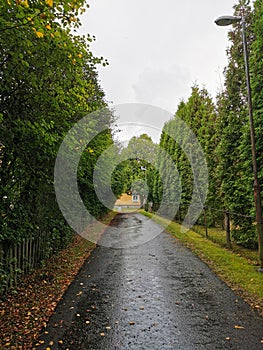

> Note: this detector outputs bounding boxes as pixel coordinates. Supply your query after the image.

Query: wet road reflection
[36,213,263,349]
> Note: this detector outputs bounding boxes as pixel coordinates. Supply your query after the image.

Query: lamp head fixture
[215,15,242,26]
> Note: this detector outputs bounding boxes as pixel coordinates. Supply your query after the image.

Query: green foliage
[117,134,157,198]
[152,85,217,220]
[0,0,112,260]
[214,0,257,248]
[78,129,120,218]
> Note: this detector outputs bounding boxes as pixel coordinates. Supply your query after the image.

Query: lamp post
[215,15,263,270]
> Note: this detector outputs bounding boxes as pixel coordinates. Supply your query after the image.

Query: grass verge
[192,224,259,265]
[141,211,263,317]
[0,211,117,350]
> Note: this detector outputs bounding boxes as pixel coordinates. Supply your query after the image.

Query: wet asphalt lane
[36,213,263,349]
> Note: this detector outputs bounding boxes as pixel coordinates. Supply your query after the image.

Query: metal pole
[241,17,263,270]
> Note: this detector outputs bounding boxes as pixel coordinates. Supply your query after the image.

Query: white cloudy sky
[77,0,239,142]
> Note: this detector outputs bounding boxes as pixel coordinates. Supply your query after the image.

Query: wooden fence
[0,230,49,295]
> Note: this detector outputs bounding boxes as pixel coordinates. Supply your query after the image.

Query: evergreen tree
[215,0,256,247]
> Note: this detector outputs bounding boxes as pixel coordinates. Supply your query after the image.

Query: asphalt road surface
[35,213,263,349]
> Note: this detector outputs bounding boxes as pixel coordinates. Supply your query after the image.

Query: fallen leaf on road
[234,325,245,329]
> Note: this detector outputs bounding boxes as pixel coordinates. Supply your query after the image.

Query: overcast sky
[77,0,239,142]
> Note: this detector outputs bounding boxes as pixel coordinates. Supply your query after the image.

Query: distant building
[132,194,139,203]
[114,193,141,212]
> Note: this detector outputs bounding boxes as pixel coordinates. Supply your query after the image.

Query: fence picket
[0,229,55,295]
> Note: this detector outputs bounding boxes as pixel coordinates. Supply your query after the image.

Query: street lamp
[215,15,263,271]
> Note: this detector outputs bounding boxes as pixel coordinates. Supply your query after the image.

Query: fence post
[204,206,208,238]
[177,205,181,223]
[9,247,13,289]
[225,211,231,248]
[14,245,18,285]
[22,239,26,274]
[0,243,3,269]
[188,206,191,227]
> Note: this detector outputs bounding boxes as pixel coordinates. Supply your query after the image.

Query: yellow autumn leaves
[14,0,53,7]
[33,28,44,38]
[45,0,53,6]
[68,53,83,66]
[32,19,52,38]
[32,25,52,38]
[12,0,81,46]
